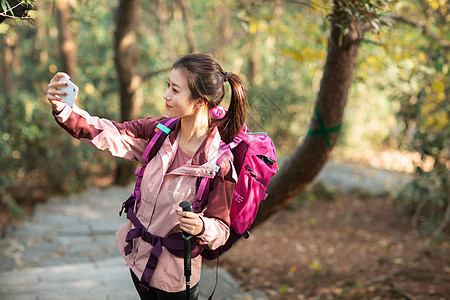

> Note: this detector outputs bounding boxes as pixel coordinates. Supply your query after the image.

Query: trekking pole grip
[179,201,193,240]
[179,201,192,300]
[180,201,193,212]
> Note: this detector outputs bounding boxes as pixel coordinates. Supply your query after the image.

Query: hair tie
[224,72,230,83]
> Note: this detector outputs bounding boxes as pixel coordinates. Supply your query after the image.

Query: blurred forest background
[0,0,448,298]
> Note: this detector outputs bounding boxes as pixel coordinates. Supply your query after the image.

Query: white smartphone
[58,77,79,107]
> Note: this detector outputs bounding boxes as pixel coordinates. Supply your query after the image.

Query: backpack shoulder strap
[193,139,237,212]
[142,117,179,162]
[119,117,179,217]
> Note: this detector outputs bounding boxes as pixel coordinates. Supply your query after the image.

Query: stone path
[0,161,411,299]
[0,186,266,299]
[314,161,412,197]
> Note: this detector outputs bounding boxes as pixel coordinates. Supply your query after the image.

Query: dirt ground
[211,195,450,299]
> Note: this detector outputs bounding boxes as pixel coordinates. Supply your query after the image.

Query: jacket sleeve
[52,103,164,163]
[196,157,236,249]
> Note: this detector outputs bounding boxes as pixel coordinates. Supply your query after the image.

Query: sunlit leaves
[422,75,447,131]
[329,0,397,35]
[0,0,35,22]
[387,0,449,231]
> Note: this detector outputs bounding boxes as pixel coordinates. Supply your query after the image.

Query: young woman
[46,53,247,300]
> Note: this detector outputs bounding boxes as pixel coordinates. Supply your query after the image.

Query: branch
[140,28,247,82]
[422,198,450,249]
[0,0,35,24]
[390,282,415,300]
[0,1,23,15]
[141,66,173,81]
[285,0,329,10]
[207,28,246,54]
[0,12,32,20]
[418,0,433,20]
[389,14,450,49]
[366,198,450,285]
[361,38,385,46]
[412,198,427,236]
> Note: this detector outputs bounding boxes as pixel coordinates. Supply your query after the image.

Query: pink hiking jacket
[53,103,235,292]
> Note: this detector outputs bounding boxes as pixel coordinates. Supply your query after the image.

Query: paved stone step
[0,257,267,300]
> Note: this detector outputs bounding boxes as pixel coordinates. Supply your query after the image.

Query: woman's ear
[196,97,207,107]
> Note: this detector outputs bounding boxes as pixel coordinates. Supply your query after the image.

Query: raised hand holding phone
[58,77,79,107]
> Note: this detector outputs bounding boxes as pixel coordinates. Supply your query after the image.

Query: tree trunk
[175,0,195,53]
[253,1,362,227]
[212,2,232,61]
[154,0,169,36]
[56,0,78,79]
[247,53,257,85]
[0,35,13,95]
[33,0,49,66]
[113,0,143,185]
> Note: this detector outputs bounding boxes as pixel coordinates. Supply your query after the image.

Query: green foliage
[0,0,35,21]
[233,2,328,153]
[0,0,116,208]
[0,194,23,217]
[387,0,449,232]
[330,0,396,31]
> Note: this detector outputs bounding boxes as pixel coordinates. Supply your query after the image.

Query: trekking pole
[179,201,193,300]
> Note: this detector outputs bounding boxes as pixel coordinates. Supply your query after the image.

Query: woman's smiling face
[164,68,198,118]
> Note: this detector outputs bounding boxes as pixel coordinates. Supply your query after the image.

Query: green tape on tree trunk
[306,109,342,148]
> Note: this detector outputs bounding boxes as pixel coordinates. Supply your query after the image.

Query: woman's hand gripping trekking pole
[178,201,197,300]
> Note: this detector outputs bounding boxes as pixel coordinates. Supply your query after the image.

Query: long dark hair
[172,53,247,143]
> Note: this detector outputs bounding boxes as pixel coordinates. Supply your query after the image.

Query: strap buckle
[141,230,158,246]
[119,194,136,217]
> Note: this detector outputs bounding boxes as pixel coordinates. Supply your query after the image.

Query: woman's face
[164,68,198,118]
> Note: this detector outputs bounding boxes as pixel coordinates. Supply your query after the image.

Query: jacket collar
[167,120,221,166]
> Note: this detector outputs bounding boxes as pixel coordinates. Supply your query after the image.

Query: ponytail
[214,72,247,143]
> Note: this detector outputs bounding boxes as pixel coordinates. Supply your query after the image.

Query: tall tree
[175,0,196,53]
[56,0,78,79]
[154,0,170,36]
[254,0,391,226]
[114,0,143,185]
